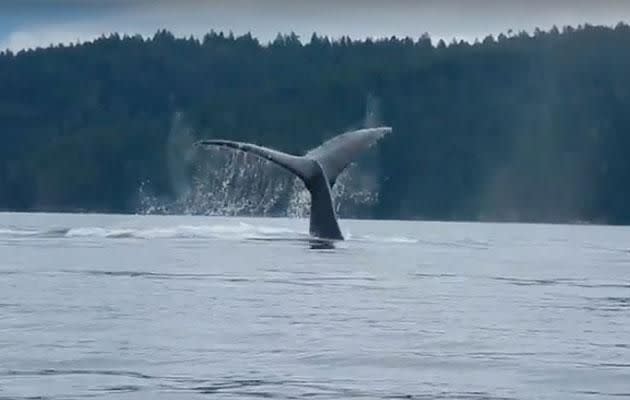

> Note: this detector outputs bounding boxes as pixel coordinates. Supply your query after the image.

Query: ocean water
[1,212,629,399]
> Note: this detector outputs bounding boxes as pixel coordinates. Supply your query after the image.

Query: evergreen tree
[1,25,630,224]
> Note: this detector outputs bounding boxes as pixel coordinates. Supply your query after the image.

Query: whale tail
[196,127,392,240]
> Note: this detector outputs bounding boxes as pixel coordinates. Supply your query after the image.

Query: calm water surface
[1,212,629,399]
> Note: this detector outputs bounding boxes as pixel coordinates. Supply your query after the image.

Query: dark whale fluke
[196,127,392,240]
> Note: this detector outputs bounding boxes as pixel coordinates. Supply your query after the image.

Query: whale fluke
[307,127,392,186]
[196,127,392,240]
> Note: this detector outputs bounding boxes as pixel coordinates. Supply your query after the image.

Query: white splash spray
[139,144,380,218]
[138,107,383,218]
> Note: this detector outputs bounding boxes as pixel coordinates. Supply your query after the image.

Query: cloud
[2,26,100,51]
[2,0,630,51]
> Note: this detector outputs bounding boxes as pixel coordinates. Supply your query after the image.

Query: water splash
[167,112,196,199]
[138,148,293,216]
[182,148,294,216]
[363,93,382,128]
[286,178,310,218]
[139,146,380,218]
[137,112,381,218]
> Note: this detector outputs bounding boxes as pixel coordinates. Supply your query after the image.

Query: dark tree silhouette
[1,24,630,224]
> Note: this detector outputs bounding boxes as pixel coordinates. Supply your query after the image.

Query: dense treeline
[1,24,630,223]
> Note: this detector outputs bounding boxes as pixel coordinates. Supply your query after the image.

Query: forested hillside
[2,24,630,223]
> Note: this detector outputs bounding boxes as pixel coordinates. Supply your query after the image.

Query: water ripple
[2,369,154,380]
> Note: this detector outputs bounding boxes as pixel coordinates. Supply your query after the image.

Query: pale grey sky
[2,0,630,51]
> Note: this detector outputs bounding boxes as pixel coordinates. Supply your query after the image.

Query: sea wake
[0,222,418,245]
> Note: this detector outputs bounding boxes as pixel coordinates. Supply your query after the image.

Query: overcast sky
[2,0,630,51]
